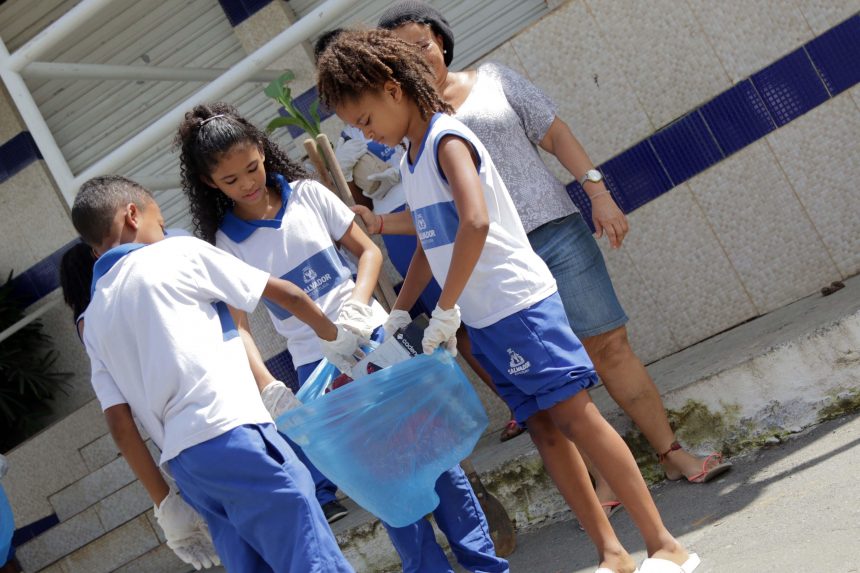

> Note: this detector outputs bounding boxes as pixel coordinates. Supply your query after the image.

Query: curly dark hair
[174,102,308,244]
[316,28,453,120]
[59,241,96,320]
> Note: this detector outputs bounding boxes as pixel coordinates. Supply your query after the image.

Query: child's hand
[422,305,460,356]
[320,325,367,374]
[154,489,220,570]
[350,204,380,234]
[383,309,412,339]
[337,299,378,339]
[260,380,301,420]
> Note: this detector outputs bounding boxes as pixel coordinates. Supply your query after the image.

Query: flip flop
[639,553,701,573]
[578,500,623,531]
[499,419,526,442]
[659,442,733,483]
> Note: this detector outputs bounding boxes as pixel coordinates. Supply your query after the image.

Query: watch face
[586,170,602,182]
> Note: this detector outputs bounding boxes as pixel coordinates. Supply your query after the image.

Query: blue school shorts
[527,213,628,339]
[466,292,598,425]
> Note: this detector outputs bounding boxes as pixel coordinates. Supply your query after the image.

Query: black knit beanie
[378,1,455,66]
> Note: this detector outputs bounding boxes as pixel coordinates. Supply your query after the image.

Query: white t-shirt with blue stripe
[401,113,557,328]
[215,175,387,366]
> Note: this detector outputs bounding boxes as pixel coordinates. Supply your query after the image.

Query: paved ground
[499,411,860,573]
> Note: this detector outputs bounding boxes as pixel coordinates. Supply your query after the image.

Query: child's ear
[384,80,402,103]
[200,174,216,188]
[124,203,140,230]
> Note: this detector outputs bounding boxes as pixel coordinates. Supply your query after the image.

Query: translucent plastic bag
[277,350,488,527]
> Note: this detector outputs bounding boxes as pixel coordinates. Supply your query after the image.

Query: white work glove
[260,380,301,420]
[366,166,401,186]
[337,299,378,339]
[422,305,460,356]
[154,489,220,570]
[320,325,367,374]
[334,137,368,182]
[383,309,412,339]
[0,454,8,479]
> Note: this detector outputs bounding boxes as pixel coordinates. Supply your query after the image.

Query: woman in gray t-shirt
[365,2,731,511]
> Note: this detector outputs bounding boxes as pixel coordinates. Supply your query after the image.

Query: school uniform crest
[507,348,531,375]
[302,265,317,283]
[415,212,428,232]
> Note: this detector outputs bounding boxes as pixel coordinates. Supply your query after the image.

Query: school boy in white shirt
[71,175,359,573]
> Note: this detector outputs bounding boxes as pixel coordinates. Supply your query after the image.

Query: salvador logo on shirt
[412,202,459,250]
[263,247,346,320]
[507,348,531,375]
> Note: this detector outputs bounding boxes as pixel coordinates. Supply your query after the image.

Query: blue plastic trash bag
[277,349,488,527]
[0,485,13,566]
[295,359,340,403]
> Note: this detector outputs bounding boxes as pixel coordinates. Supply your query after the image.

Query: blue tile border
[0,132,42,184]
[218,0,272,27]
[751,47,830,127]
[600,140,672,212]
[699,80,776,157]
[805,15,860,96]
[8,239,79,307]
[650,111,724,186]
[11,513,59,548]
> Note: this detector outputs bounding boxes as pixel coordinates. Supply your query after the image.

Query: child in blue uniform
[71,176,356,573]
[175,104,508,573]
[317,29,703,573]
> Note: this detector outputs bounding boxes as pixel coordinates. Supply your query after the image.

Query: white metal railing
[0,0,357,344]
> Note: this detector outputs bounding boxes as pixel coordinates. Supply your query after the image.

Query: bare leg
[583,326,721,484]
[527,411,636,573]
[546,390,688,565]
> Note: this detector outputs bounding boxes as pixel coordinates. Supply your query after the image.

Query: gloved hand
[337,299,378,339]
[422,305,460,356]
[154,489,220,570]
[383,309,412,339]
[366,166,401,186]
[260,380,301,420]
[334,137,368,182]
[320,325,367,374]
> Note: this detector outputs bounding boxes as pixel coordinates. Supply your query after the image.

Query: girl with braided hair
[176,103,506,573]
[317,28,701,573]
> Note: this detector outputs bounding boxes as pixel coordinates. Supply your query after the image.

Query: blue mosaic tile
[805,14,860,96]
[751,47,830,127]
[12,514,59,547]
[282,87,333,140]
[650,111,724,186]
[565,181,595,232]
[264,349,300,393]
[6,239,80,307]
[599,140,673,213]
[218,0,272,27]
[8,272,38,308]
[0,132,42,184]
[699,80,776,157]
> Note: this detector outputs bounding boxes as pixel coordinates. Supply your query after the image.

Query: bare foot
[598,546,637,573]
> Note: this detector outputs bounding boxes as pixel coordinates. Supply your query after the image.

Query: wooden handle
[312,133,399,311]
[303,139,334,190]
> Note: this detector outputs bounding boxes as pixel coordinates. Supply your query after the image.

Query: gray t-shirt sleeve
[490,63,558,144]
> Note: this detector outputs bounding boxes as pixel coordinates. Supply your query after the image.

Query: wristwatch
[579,168,604,186]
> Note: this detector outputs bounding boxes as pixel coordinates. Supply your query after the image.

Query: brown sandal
[658,441,733,484]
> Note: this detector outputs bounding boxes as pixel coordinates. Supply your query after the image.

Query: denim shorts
[527,213,628,339]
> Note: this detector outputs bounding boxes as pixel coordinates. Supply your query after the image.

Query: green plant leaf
[264,70,296,101]
[267,116,310,132]
[309,98,322,127]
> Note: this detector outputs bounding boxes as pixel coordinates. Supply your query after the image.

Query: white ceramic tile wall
[796,0,860,34]
[767,93,860,277]
[621,186,757,348]
[587,0,732,128]
[687,140,840,313]
[596,240,681,363]
[0,86,23,142]
[510,0,654,165]
[687,0,814,82]
[233,2,318,93]
[42,299,98,419]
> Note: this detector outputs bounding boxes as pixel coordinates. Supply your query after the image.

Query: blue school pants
[169,423,353,573]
